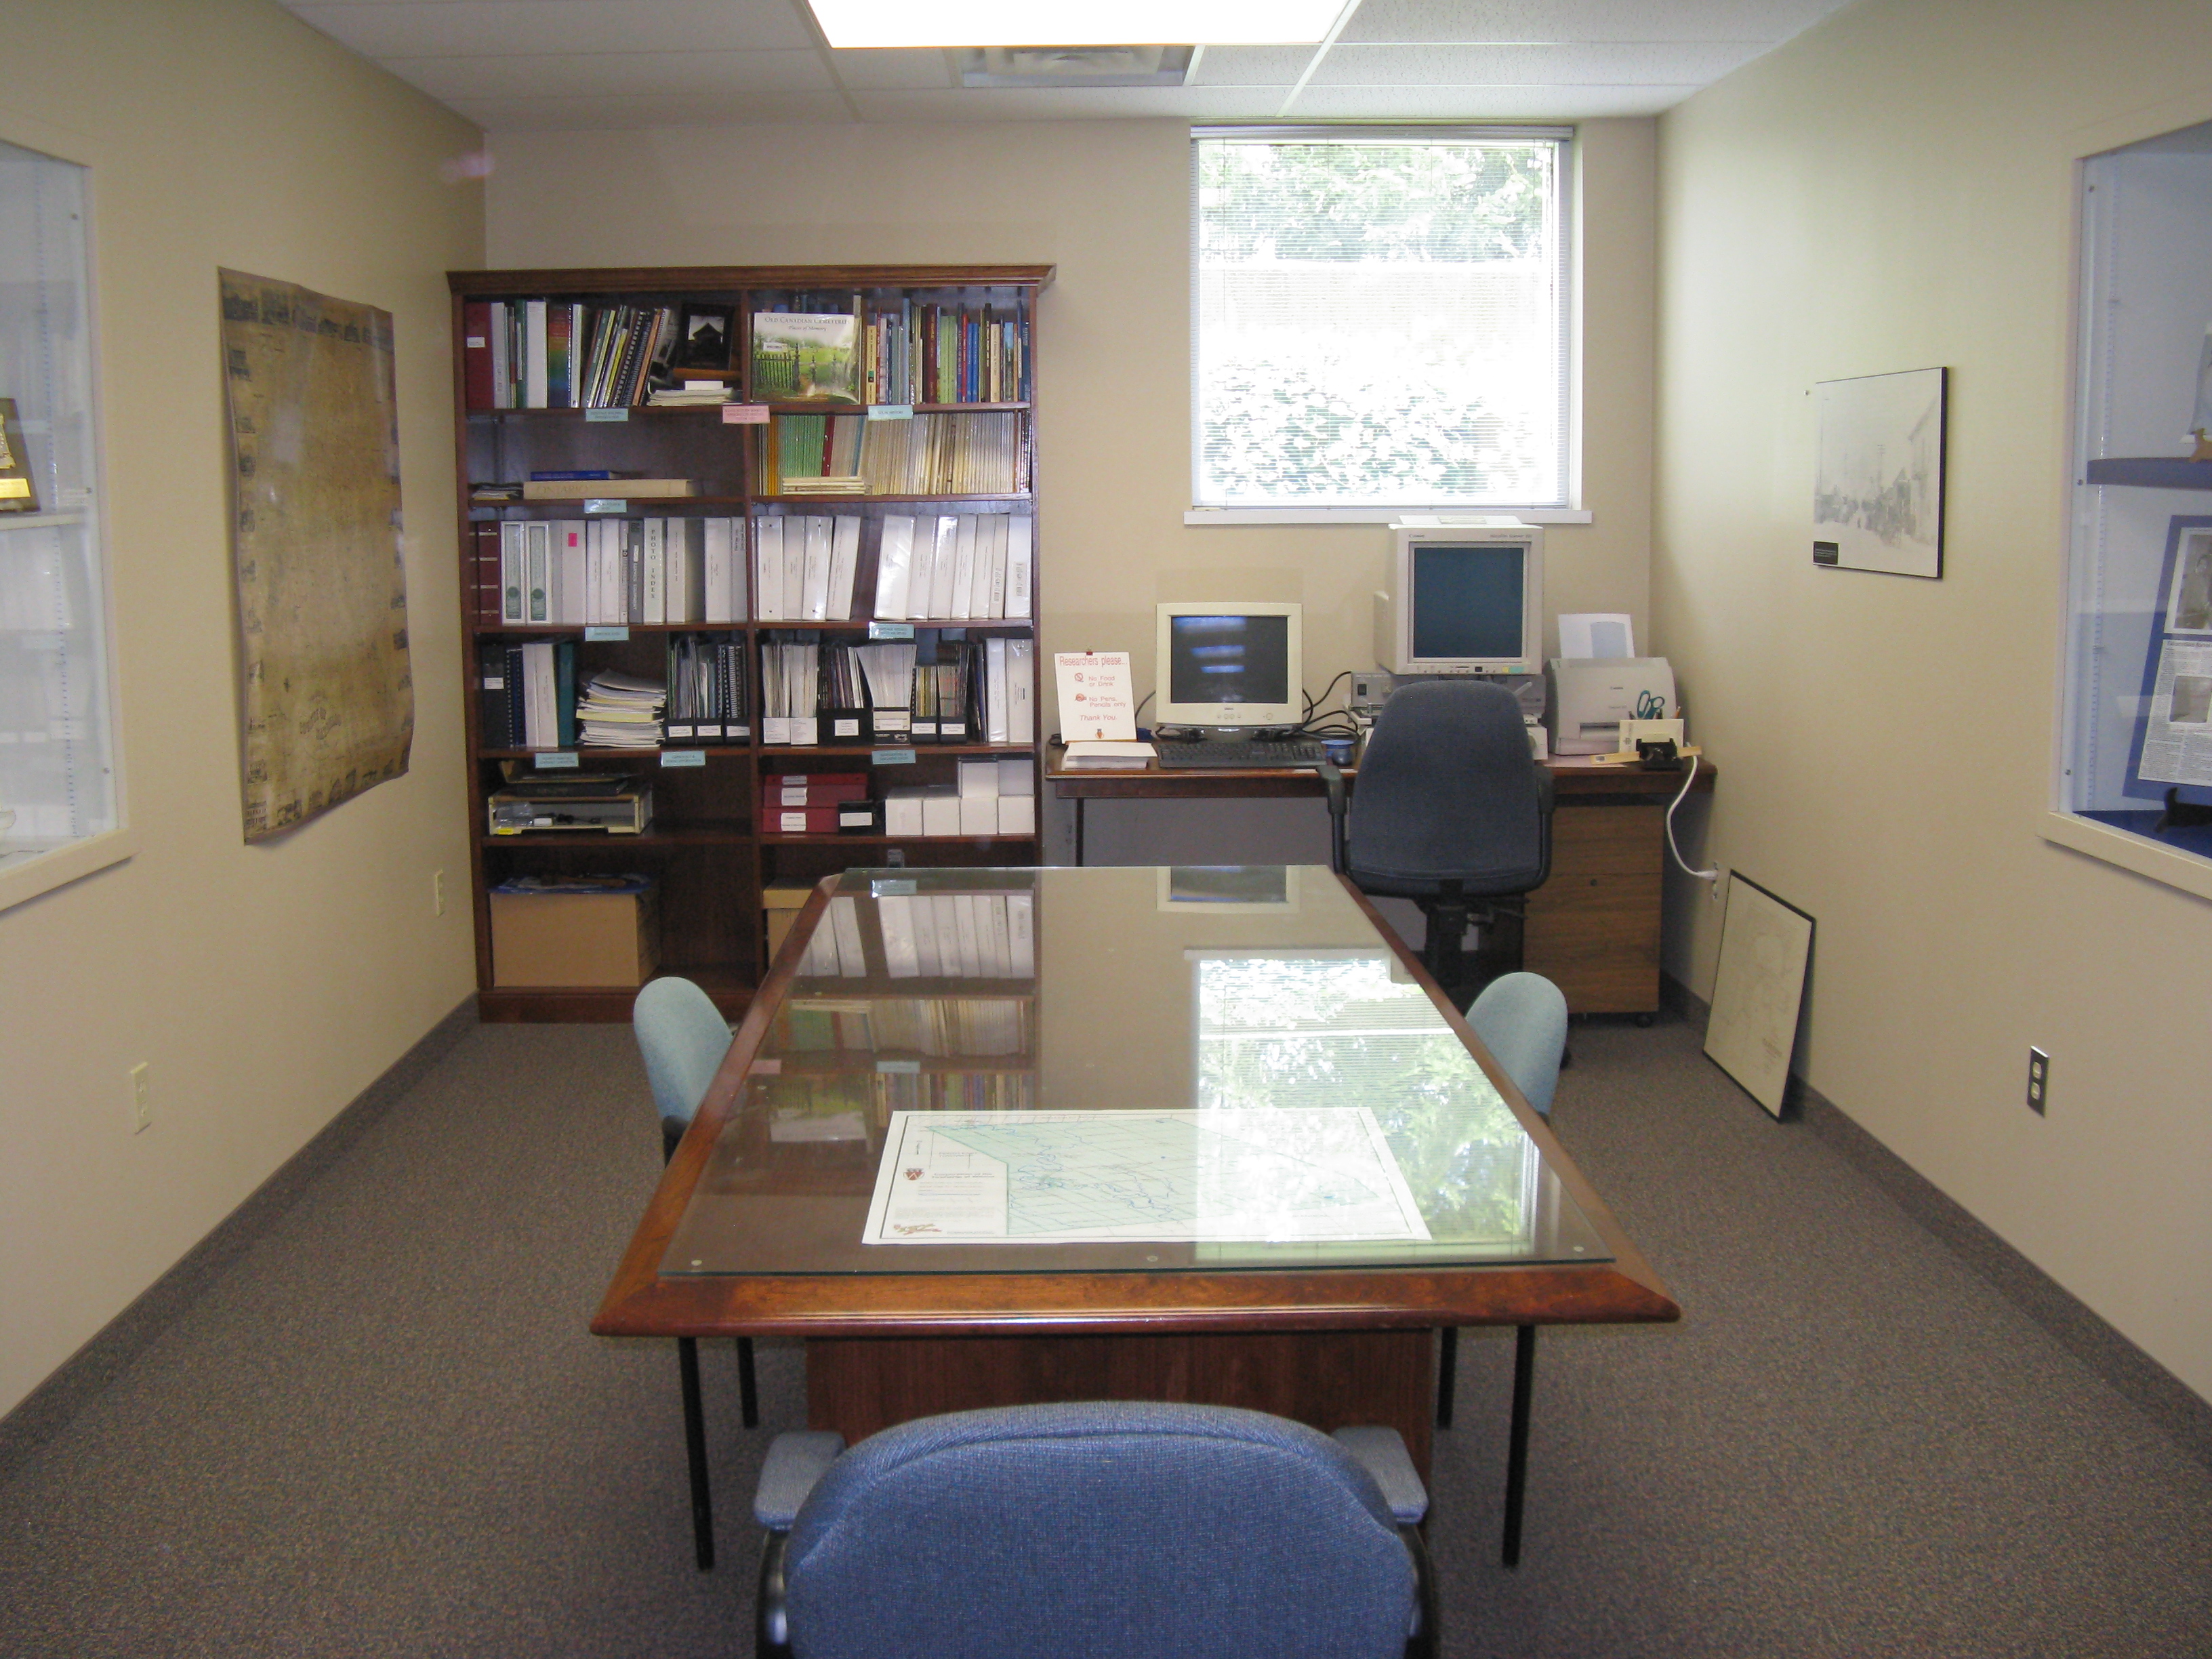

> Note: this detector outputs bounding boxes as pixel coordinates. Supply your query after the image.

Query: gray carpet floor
[1,1017,2209,1657]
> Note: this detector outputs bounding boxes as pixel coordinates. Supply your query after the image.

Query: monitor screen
[1167,613,1292,707]
[1412,542,1527,661]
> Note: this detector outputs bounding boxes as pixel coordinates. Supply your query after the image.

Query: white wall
[487,118,1658,712]
[0,0,483,1418]
[1655,0,2212,1399]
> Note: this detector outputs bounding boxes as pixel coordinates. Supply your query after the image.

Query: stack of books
[576,671,664,749]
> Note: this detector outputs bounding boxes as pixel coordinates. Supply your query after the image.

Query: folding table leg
[1500,1324,1537,1568]
[678,1336,714,1570]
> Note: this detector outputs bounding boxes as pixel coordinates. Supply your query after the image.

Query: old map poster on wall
[220,270,412,841]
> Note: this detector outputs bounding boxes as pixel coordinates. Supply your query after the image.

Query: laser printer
[1544,657,1677,756]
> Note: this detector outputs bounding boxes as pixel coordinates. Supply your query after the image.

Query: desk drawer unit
[1525,802,1663,1014]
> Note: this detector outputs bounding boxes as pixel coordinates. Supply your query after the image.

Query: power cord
[1665,753,1720,884]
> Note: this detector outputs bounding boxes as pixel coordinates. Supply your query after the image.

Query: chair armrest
[753,1431,845,1530]
[1332,1426,1429,1523]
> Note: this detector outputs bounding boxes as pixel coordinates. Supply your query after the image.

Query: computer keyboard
[1153,737,1328,769]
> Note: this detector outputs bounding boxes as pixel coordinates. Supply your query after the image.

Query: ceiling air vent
[954,45,1195,87]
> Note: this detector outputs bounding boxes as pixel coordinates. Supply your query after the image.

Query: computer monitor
[1373,519,1544,676]
[1153,602,1303,733]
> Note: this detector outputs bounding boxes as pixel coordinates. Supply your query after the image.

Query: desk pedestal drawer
[808,1329,1434,1478]
[1525,803,1663,1014]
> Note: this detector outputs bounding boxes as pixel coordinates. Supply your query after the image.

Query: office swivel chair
[752,1401,1437,1659]
[632,975,759,1572]
[1330,680,1554,1004]
[1439,970,1569,1569]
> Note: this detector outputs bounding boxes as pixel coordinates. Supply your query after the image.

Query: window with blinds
[1191,128,1572,512]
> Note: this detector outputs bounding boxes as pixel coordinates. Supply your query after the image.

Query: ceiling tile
[827,47,956,89]
[1285,83,1700,119]
[1313,41,1763,86]
[382,47,830,100]
[1187,45,1318,87]
[847,85,1290,121]
[454,89,855,131]
[1336,0,1854,47]
[287,0,815,58]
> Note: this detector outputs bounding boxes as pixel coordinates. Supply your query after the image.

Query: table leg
[1073,795,1086,865]
[678,1336,714,1571]
[1501,1324,1537,1568]
[1435,1326,1458,1428]
[737,1334,760,1429]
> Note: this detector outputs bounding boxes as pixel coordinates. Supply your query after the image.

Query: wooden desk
[1046,750,1718,1017]
[595,866,1678,1563]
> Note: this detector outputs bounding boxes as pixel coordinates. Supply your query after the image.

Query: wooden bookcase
[447,266,1053,1021]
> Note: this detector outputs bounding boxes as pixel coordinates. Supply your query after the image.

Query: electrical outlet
[127,1062,152,1134]
[432,869,446,916]
[2026,1047,2050,1115]
[1709,866,1727,901]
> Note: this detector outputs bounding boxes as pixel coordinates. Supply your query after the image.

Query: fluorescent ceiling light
[809,0,1340,48]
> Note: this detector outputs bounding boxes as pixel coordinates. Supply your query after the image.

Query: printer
[1544,657,1677,755]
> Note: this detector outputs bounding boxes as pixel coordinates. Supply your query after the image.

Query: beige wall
[485,118,1657,697]
[0,0,483,1417]
[1655,0,2212,1398]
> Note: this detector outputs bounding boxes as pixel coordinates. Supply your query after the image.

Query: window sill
[1185,506,1593,526]
[0,826,138,915]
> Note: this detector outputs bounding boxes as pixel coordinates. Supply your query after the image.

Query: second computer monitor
[1154,601,1303,732]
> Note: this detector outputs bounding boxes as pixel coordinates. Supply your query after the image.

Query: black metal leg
[737,1335,759,1429]
[1073,795,1086,865]
[1501,1324,1537,1568]
[1436,1327,1458,1428]
[678,1336,714,1571]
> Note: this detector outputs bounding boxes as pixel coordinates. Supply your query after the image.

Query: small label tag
[876,1058,922,1074]
[872,710,912,735]
[583,624,630,642]
[763,717,792,745]
[912,720,938,738]
[833,717,861,737]
[535,751,579,769]
[466,335,487,348]
[661,749,706,768]
[1812,540,1840,566]
[940,721,968,740]
[868,621,915,640]
[729,723,752,738]
[722,404,771,425]
[780,811,807,832]
[585,408,630,423]
[791,717,820,746]
[871,878,918,897]
[665,723,694,740]
[872,747,916,766]
[867,404,914,422]
[583,498,626,514]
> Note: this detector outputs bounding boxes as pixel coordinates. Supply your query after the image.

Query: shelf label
[585,408,630,423]
[535,751,579,769]
[583,498,627,514]
[867,404,914,422]
[876,1059,921,1074]
[867,621,914,640]
[722,404,771,425]
[871,747,916,766]
[871,878,918,897]
[660,749,706,768]
[583,625,629,642]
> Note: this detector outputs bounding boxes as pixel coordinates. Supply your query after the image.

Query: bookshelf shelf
[451,264,1051,1022]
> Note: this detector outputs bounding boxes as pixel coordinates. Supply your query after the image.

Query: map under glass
[863,1107,1433,1245]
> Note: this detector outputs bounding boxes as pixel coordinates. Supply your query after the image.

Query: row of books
[750,298,1029,406]
[800,891,1037,979]
[478,518,747,626]
[768,411,1023,496]
[751,510,1032,623]
[774,995,1033,1057]
[464,300,679,411]
[480,640,758,749]
[755,636,1036,745]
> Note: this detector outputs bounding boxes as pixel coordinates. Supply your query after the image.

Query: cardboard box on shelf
[489,875,659,989]
[763,882,816,962]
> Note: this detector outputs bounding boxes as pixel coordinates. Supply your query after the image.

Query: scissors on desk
[1634,689,1667,720]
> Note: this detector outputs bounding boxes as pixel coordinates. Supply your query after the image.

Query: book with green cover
[752,312,860,403]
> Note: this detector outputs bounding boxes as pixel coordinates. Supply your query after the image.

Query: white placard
[1054,651,1136,743]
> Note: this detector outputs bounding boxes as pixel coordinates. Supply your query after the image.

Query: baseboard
[0,995,479,1475]
[1661,973,2212,1469]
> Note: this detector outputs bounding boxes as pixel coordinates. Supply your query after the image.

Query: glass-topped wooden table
[594,865,1678,1557]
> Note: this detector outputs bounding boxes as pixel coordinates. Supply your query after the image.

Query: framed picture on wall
[1811,366,1948,579]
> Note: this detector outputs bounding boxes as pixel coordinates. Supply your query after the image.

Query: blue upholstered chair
[1438,970,1570,1568]
[752,1402,1436,1659]
[1333,680,1553,1002]
[632,975,757,1572]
